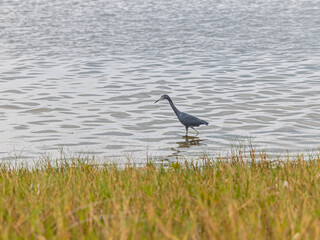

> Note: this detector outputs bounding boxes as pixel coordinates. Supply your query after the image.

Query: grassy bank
[1,151,320,239]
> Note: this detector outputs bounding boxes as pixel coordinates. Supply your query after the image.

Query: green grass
[1,148,320,239]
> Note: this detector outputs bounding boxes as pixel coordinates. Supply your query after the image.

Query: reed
[1,148,320,239]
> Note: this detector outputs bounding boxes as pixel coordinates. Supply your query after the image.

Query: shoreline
[1,153,320,239]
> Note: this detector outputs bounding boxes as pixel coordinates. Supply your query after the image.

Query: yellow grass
[1,148,320,239]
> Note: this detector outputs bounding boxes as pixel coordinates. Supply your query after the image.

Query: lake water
[1,0,320,163]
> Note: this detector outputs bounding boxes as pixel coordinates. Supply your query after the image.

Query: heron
[154,94,208,135]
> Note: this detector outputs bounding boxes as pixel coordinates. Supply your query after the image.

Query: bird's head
[154,94,170,104]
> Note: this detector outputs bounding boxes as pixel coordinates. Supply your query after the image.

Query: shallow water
[1,0,320,162]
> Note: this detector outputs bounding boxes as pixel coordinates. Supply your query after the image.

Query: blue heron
[154,94,208,135]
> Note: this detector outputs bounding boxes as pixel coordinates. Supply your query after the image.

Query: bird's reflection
[177,135,204,149]
[166,135,205,160]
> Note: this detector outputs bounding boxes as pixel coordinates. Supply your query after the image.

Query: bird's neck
[167,97,180,115]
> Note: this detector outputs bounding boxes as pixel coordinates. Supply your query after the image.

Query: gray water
[1,0,320,162]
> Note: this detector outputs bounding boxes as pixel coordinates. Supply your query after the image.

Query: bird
[154,94,208,135]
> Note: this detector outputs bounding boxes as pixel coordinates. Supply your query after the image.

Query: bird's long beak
[154,98,161,104]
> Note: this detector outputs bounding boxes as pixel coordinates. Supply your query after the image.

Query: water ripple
[0,0,320,161]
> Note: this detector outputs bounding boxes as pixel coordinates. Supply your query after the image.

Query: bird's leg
[185,126,189,136]
[191,127,199,136]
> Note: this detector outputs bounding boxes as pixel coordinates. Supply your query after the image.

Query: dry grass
[1,148,320,239]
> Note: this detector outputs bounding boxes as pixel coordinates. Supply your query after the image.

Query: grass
[1,147,320,239]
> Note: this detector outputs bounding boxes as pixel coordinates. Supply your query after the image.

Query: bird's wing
[178,112,208,127]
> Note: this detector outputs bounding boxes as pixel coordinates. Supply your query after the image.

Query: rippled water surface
[1,0,320,162]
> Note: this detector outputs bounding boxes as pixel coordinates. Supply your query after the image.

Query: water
[1,0,320,162]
